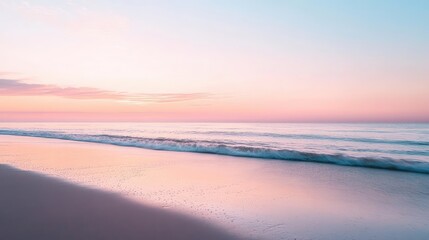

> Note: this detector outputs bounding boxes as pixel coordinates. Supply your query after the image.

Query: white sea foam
[1,128,428,174]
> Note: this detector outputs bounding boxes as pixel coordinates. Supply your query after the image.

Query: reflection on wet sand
[1,135,429,240]
[0,164,241,240]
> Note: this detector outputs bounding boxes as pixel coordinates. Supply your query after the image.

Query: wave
[183,130,429,146]
[1,129,428,174]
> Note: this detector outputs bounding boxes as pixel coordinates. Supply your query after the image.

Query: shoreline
[0,164,240,240]
[1,135,429,240]
[1,130,428,174]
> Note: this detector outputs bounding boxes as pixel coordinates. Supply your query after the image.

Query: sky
[0,0,428,122]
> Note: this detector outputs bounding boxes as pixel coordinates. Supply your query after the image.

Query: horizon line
[1,120,428,124]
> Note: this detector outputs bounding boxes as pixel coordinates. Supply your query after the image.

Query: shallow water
[1,135,429,240]
[0,122,428,173]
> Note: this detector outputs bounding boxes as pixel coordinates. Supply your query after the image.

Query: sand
[1,135,429,240]
[0,165,241,240]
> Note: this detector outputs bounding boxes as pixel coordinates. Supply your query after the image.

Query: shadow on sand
[0,164,241,240]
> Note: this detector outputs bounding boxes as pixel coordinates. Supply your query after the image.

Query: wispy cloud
[0,72,19,77]
[0,79,211,103]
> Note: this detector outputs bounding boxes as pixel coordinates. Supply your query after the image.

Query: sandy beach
[0,164,240,240]
[1,135,429,240]
[2,0,428,239]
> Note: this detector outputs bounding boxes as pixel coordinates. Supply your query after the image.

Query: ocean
[0,122,428,174]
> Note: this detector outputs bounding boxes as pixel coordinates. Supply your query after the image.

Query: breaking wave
[1,129,428,174]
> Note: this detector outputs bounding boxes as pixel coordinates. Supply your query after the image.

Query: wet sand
[1,135,429,240]
[0,165,240,240]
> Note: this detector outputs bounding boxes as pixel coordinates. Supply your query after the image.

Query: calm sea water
[0,122,428,173]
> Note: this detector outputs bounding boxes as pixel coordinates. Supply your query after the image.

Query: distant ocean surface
[0,123,428,174]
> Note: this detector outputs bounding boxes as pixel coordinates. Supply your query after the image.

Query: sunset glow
[1,0,428,122]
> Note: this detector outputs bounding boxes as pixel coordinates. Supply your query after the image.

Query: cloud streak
[0,79,211,103]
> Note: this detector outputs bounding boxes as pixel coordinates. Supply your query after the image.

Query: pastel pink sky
[0,1,428,122]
